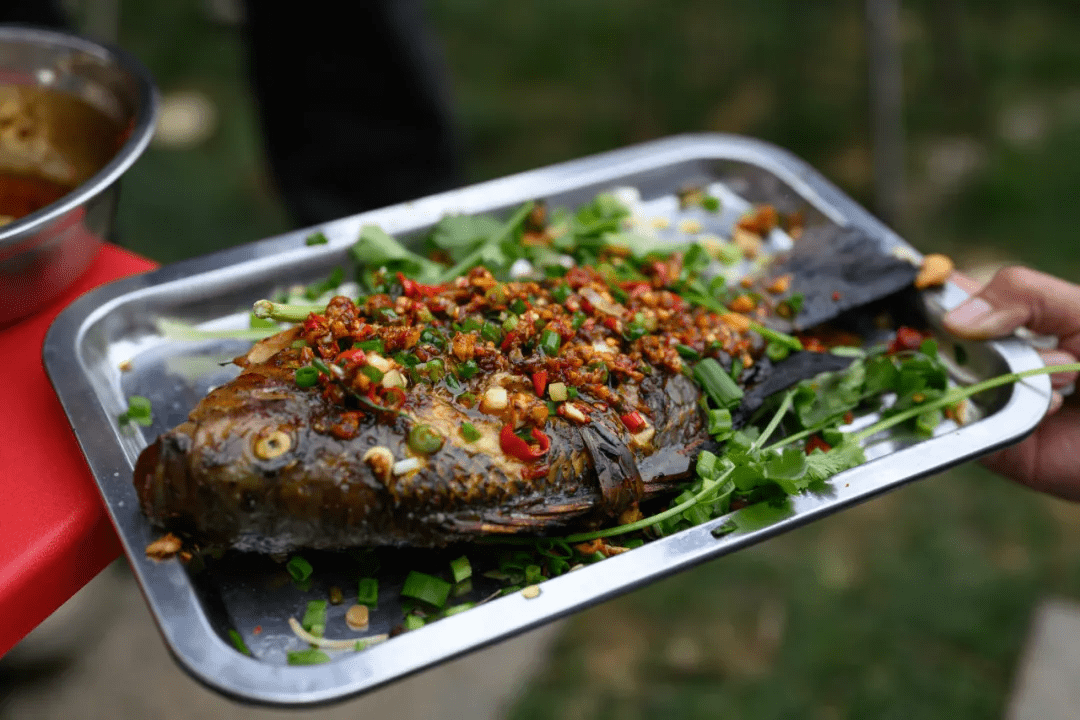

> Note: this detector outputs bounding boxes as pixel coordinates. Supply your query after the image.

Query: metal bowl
[0,25,157,325]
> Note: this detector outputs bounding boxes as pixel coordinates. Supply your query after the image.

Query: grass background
[91,1,1080,717]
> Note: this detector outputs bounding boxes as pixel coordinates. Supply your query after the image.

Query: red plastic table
[0,244,157,657]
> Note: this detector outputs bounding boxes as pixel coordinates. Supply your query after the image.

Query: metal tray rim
[43,133,1051,706]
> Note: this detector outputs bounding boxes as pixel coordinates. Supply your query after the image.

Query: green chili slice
[408,424,444,454]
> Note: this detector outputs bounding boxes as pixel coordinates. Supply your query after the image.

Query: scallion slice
[302,600,328,636]
[359,365,384,383]
[357,338,385,353]
[540,329,561,357]
[403,614,426,631]
[693,358,744,409]
[459,422,481,443]
[357,577,379,608]
[450,555,472,583]
[407,424,444,455]
[287,649,330,665]
[401,571,452,608]
[456,359,479,380]
[286,556,313,583]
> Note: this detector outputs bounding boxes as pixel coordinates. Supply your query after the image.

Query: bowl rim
[0,24,159,245]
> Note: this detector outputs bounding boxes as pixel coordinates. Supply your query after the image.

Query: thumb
[942,266,1080,357]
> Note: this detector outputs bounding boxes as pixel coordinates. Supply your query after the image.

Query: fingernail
[944,297,994,331]
[1049,391,1063,415]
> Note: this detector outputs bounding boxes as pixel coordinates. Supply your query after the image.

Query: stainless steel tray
[43,134,1051,707]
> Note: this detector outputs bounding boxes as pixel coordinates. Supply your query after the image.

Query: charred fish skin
[134,347,708,552]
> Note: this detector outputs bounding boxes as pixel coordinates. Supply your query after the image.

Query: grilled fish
[134,227,918,552]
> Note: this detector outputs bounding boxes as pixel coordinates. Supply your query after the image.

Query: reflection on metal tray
[43,134,1051,707]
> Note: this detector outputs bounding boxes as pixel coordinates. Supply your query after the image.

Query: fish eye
[253,429,292,460]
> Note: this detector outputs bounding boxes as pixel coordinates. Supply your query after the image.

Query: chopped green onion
[302,600,328,636]
[701,195,721,212]
[407,424,444,455]
[443,603,475,617]
[290,339,308,349]
[566,386,580,400]
[540,329,561,357]
[249,311,277,329]
[295,366,320,388]
[401,571,452,608]
[357,338,385,353]
[524,564,544,585]
[480,321,504,345]
[118,395,153,427]
[305,231,329,246]
[357,577,378,608]
[571,312,587,330]
[693,358,744,409]
[510,297,528,315]
[360,365,384,383]
[730,357,744,381]
[424,358,446,382]
[750,321,803,352]
[458,392,477,408]
[450,555,472,583]
[716,243,743,265]
[403,614,426,631]
[418,329,445,350]
[766,341,791,362]
[228,629,251,656]
[445,373,461,391]
[311,358,332,377]
[623,319,648,342]
[287,649,330,665]
[551,284,572,304]
[456,359,479,380]
[460,422,481,443]
[675,344,701,361]
[502,314,520,332]
[286,556,313,583]
[252,299,327,323]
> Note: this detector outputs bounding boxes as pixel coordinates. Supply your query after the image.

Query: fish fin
[580,422,644,517]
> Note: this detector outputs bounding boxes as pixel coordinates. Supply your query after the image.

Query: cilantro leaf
[804,438,867,483]
[350,225,446,286]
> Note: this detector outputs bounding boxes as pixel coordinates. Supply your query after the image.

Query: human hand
[942,266,1080,500]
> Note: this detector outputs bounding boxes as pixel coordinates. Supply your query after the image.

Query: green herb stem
[752,390,795,451]
[252,299,327,323]
[749,321,803,351]
[853,362,1080,443]
[566,466,736,542]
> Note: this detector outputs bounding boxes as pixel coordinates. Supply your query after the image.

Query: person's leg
[243,0,464,227]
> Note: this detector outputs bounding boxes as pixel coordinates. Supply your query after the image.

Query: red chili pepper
[648,260,671,286]
[843,411,855,425]
[253,625,262,635]
[499,424,551,462]
[335,347,367,366]
[396,271,448,299]
[532,370,548,398]
[602,317,619,331]
[500,331,517,351]
[805,435,832,454]
[620,281,651,297]
[888,326,928,354]
[565,267,593,289]
[303,313,326,334]
[620,411,647,433]
[832,291,842,301]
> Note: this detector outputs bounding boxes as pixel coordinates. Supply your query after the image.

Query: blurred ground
[4,1,1080,718]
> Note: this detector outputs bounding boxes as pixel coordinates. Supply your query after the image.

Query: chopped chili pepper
[620,281,651,297]
[620,411,647,433]
[500,331,518,352]
[303,313,326,334]
[805,435,832,454]
[832,291,842,301]
[532,370,548,398]
[335,347,367,367]
[888,326,929,354]
[396,272,448,299]
[499,424,551,462]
